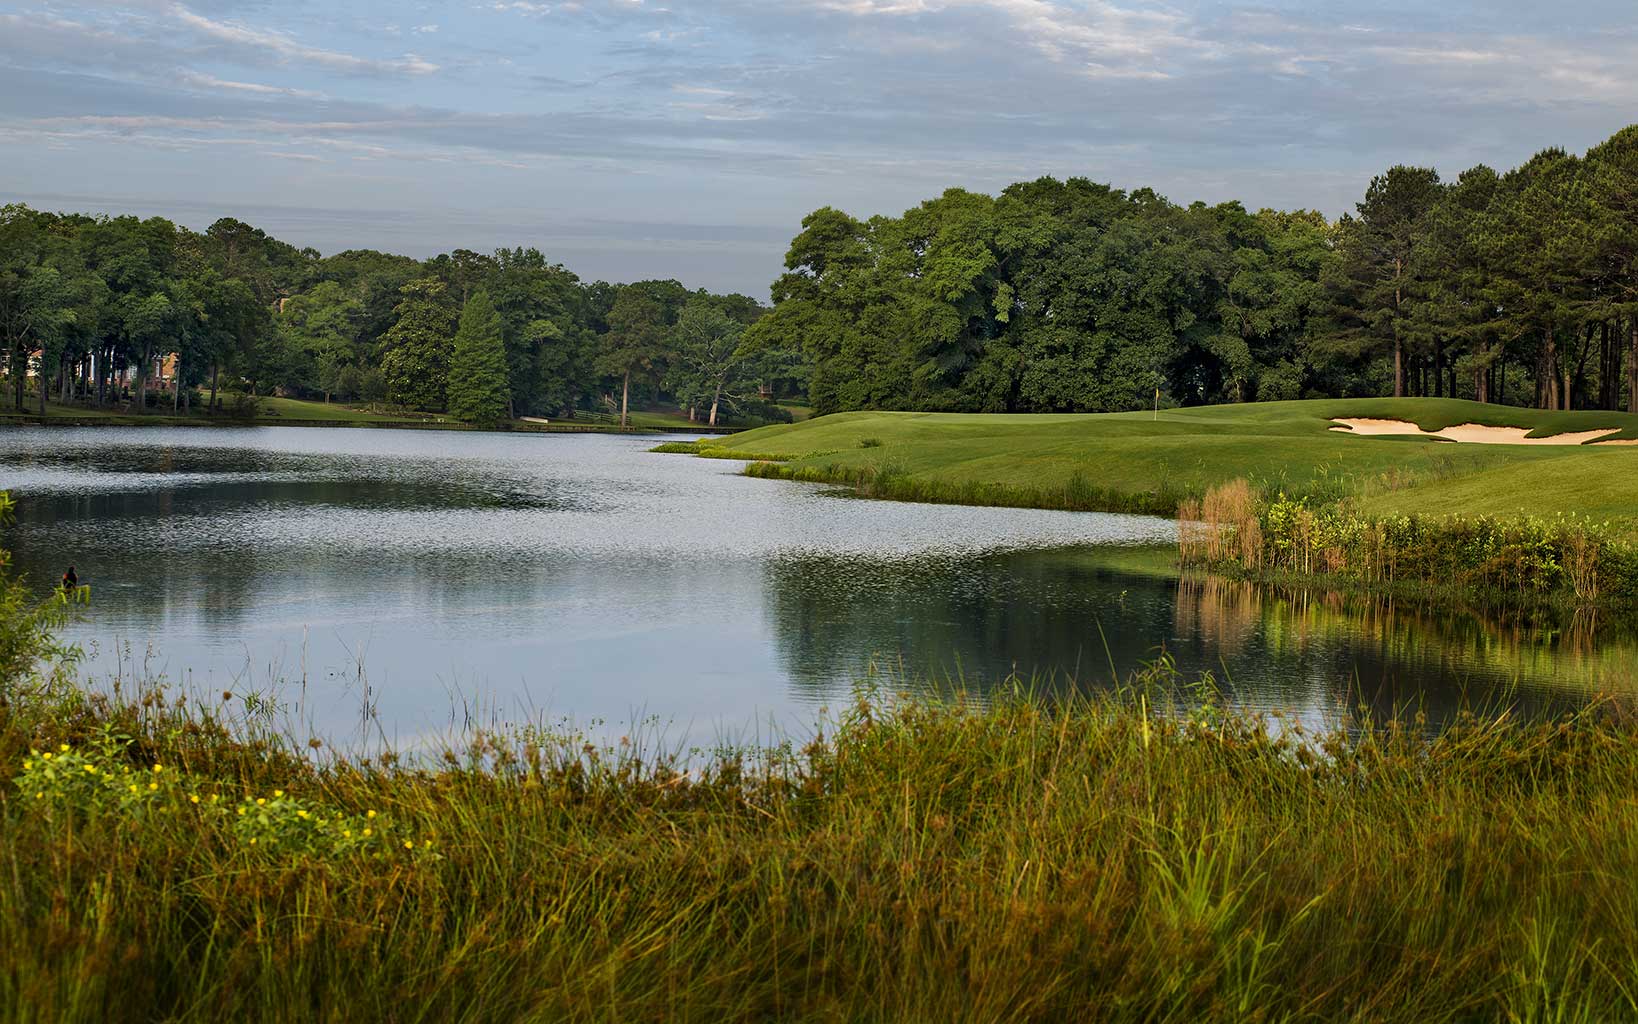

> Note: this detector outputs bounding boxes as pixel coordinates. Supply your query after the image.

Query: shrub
[0,493,86,698]
[226,392,262,420]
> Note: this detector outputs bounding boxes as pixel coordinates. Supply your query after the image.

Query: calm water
[0,426,1628,746]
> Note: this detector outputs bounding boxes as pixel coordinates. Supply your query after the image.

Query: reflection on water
[0,425,1632,746]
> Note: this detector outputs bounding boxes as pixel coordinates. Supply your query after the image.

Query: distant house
[20,349,179,389]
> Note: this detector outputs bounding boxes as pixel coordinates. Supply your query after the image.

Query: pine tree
[447,289,511,424]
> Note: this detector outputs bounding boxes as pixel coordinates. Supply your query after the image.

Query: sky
[2,1,1636,296]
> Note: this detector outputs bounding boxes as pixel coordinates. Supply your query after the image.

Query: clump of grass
[857,436,883,448]
[6,666,1638,1022]
[649,441,791,461]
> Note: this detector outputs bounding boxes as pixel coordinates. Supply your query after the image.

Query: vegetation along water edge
[660,397,1638,610]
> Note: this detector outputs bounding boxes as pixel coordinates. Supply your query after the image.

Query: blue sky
[2,0,1635,295]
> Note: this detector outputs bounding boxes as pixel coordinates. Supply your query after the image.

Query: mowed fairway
[713,398,1638,531]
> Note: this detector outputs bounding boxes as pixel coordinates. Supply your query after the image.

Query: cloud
[177,71,325,99]
[5,0,1638,293]
[170,4,441,76]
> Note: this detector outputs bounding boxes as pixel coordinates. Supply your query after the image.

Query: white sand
[1329,418,1624,446]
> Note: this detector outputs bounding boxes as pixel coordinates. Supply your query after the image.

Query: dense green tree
[446,290,511,425]
[598,280,686,426]
[276,281,363,402]
[1484,150,1598,409]
[486,248,586,417]
[668,294,756,425]
[1579,129,1638,411]
[1415,166,1503,401]
[1321,166,1443,397]
[0,206,82,411]
[379,279,456,411]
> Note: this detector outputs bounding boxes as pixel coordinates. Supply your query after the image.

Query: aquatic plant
[6,660,1638,1022]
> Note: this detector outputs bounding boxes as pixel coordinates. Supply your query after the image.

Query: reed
[5,664,1638,1023]
[1180,480,1638,607]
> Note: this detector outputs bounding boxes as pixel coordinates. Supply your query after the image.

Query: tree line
[752,125,1638,415]
[0,211,802,427]
[8,124,1637,426]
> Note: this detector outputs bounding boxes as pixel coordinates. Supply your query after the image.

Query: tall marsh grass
[5,668,1638,1022]
[1181,480,1638,606]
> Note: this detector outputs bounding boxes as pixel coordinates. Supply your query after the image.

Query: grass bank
[6,672,1638,1022]
[683,399,1638,532]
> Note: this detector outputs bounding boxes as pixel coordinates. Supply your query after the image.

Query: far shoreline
[0,412,743,437]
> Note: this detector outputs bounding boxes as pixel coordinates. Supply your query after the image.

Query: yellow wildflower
[84,765,97,774]
[42,752,53,760]
[237,807,247,816]
[343,830,352,838]
[403,840,414,850]
[35,792,44,799]
[152,764,163,773]
[256,798,266,806]
[22,761,31,770]
[249,838,257,845]
[424,839,432,848]
[148,782,159,791]
[190,795,200,804]
[297,810,309,819]
[273,789,284,798]
[58,743,69,752]
[129,784,139,793]
[362,828,372,837]
[366,810,377,819]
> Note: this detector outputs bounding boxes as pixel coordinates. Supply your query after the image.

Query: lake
[0,425,1627,748]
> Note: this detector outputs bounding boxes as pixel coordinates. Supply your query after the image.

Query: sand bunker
[1329,418,1627,446]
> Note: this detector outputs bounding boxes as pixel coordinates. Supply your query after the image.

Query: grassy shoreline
[5,672,1638,1022]
[674,399,1638,533]
[657,400,1638,616]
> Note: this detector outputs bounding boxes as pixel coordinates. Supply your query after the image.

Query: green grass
[776,400,813,422]
[6,670,1638,1022]
[254,396,425,423]
[706,399,1638,532]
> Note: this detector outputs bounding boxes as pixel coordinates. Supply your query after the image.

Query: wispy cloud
[177,71,326,100]
[170,4,441,76]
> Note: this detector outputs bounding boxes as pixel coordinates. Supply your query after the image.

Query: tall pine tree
[447,289,511,425]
